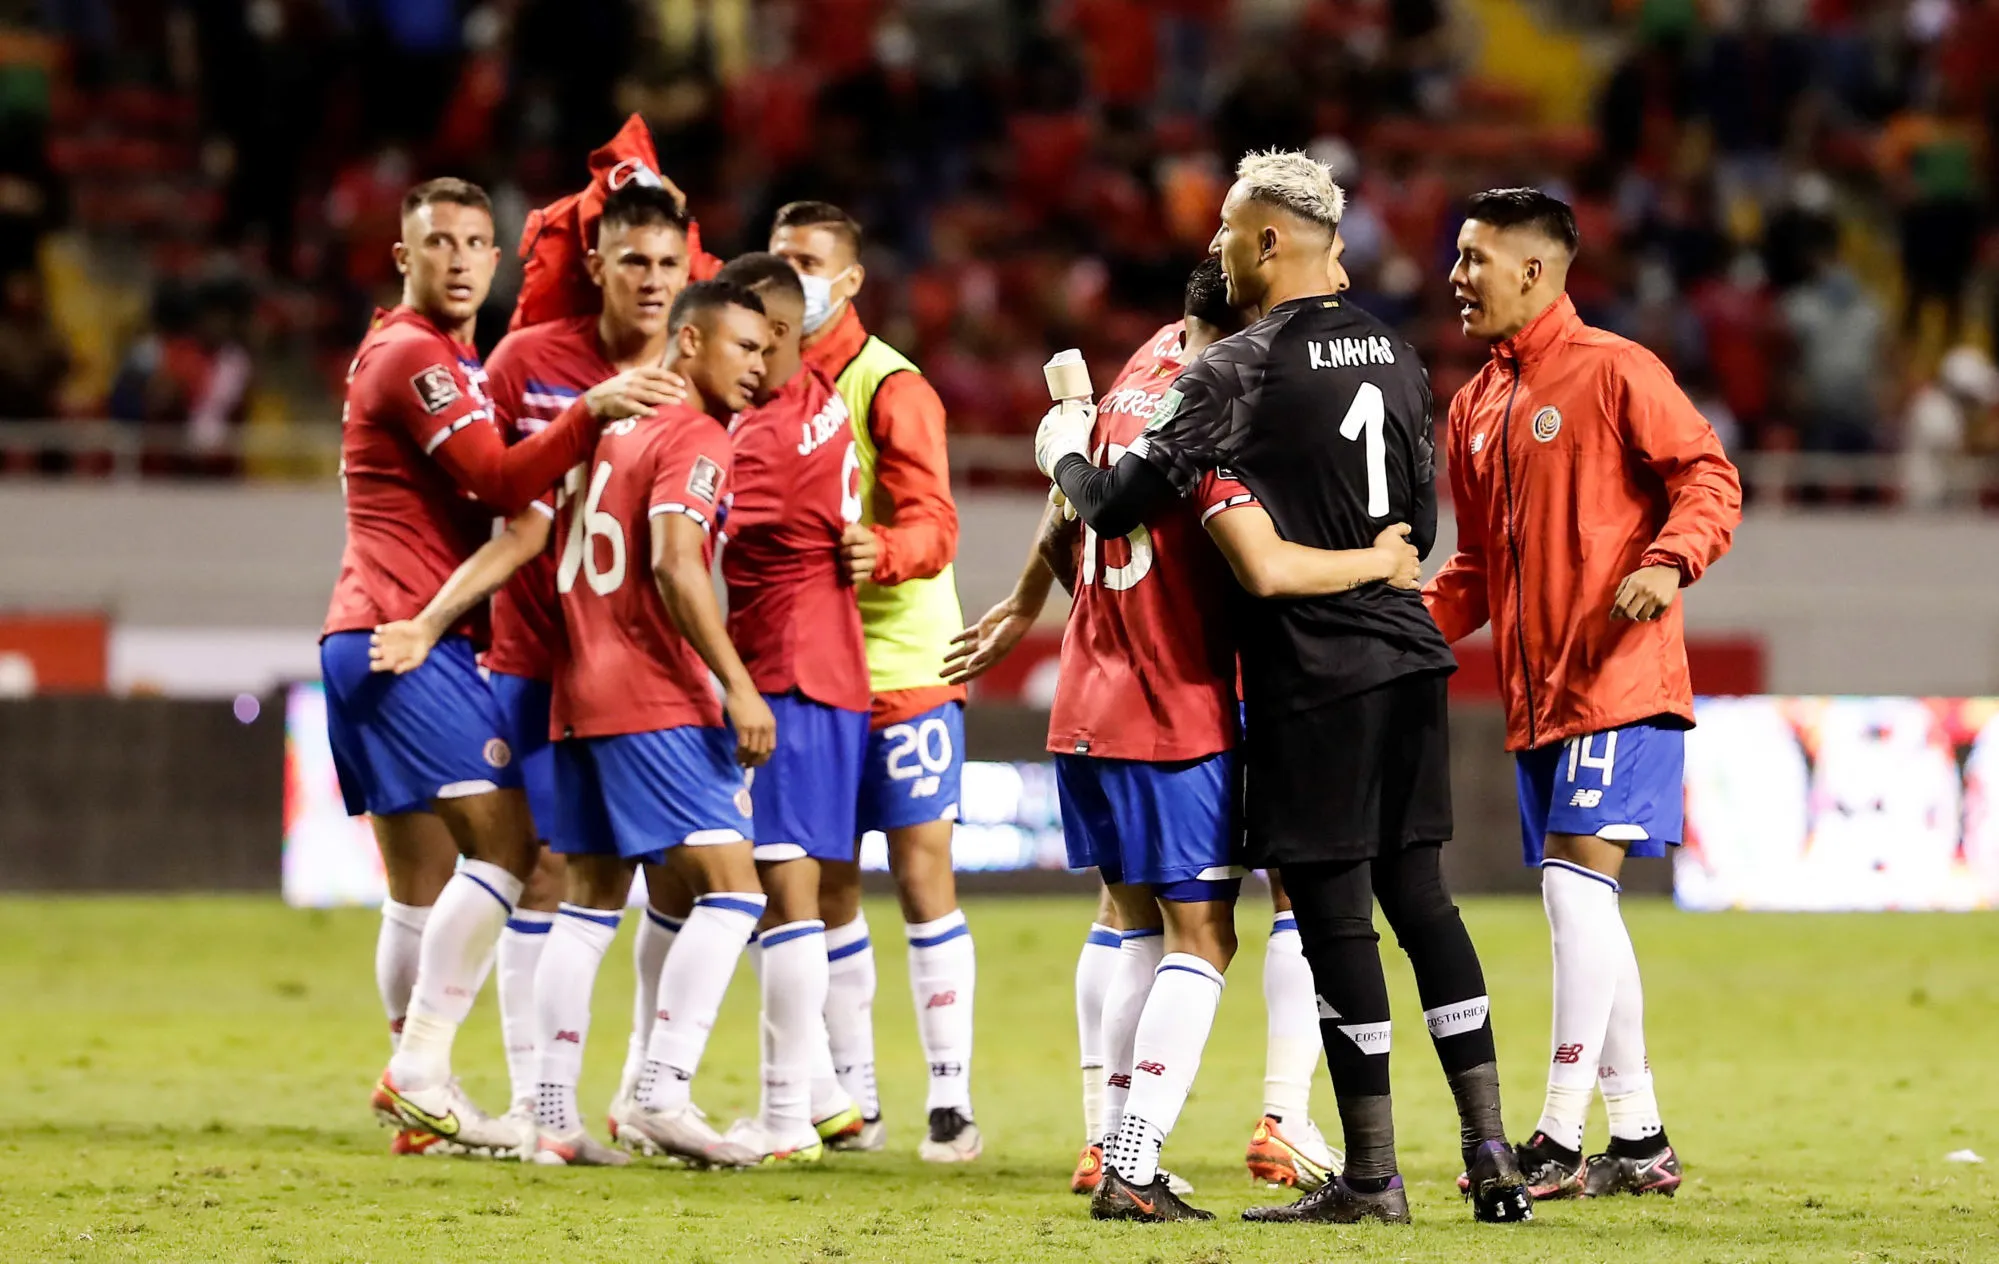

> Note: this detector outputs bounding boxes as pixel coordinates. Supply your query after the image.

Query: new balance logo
[553,1030,581,1045]
[925,991,957,1009]
[1107,1073,1132,1089]
[656,1009,671,1022]
[911,775,941,798]
[1135,1061,1166,1076]
[929,1062,965,1078]
[1569,788,1603,808]
[1554,1042,1585,1065]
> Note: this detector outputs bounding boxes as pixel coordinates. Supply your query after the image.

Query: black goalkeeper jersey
[1131,294,1455,716]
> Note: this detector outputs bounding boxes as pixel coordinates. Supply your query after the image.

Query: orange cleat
[1070,1143,1105,1194]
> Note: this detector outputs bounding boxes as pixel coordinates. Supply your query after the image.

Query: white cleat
[532,1126,633,1167]
[370,1071,531,1159]
[615,1101,727,1165]
[918,1107,983,1163]
[705,1118,825,1168]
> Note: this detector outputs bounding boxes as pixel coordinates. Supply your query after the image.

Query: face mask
[799,266,853,335]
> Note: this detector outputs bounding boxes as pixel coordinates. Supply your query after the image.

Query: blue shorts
[858,701,964,834]
[489,671,556,841]
[551,726,752,865]
[320,631,520,817]
[1056,751,1243,902]
[1515,721,1686,865]
[751,693,868,864]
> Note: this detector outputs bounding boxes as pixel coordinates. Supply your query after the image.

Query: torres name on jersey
[1048,323,1251,763]
[722,366,871,714]
[551,404,734,739]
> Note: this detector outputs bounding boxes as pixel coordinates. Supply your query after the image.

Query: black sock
[1528,1131,1583,1168]
[1607,1129,1671,1160]
[1447,1063,1506,1166]
[1285,860,1398,1183]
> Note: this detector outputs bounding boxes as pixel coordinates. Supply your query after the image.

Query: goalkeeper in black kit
[1037,150,1533,1227]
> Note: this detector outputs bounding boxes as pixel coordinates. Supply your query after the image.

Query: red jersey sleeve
[1193,466,1258,524]
[365,336,493,456]
[1421,389,1492,643]
[866,371,958,585]
[1608,347,1744,586]
[648,419,733,530]
[479,336,559,520]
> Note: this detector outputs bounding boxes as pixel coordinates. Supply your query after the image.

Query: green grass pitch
[3,893,1997,1262]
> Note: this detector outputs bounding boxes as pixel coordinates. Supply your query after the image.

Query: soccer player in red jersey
[324,177,676,1154]
[536,278,775,1165]
[366,181,696,1154]
[697,252,881,1164]
[953,259,1423,1221]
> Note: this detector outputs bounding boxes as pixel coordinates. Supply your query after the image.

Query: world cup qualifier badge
[1532,406,1562,442]
[483,738,513,769]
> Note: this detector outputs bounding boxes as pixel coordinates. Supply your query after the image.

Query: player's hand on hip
[1611,563,1681,622]
[725,686,777,768]
[838,522,879,586]
[584,367,688,421]
[1373,522,1422,590]
[943,599,1034,686]
[368,619,436,674]
[1034,400,1095,478]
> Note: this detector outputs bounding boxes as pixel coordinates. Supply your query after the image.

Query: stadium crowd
[0,0,1994,479]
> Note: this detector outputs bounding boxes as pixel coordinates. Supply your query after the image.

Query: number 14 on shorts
[1564,731,1616,808]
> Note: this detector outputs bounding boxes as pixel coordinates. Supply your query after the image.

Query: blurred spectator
[1904,345,1999,508]
[110,278,253,457]
[1780,238,1888,453]
[0,270,69,420]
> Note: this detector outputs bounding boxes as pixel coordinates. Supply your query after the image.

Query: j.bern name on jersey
[1308,335,1398,370]
[795,392,852,456]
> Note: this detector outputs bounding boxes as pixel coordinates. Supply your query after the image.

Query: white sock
[389,860,522,1090]
[1599,910,1665,1144]
[1262,911,1319,1123]
[533,904,620,1134]
[619,908,680,1099]
[823,915,879,1118]
[906,910,976,1115]
[498,908,553,1107]
[1537,860,1624,1153]
[376,900,429,1053]
[758,919,828,1139]
[1076,923,1120,1143]
[1100,928,1163,1144]
[637,893,764,1112]
[1108,952,1225,1185]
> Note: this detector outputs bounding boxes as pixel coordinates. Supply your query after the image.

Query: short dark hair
[401,177,491,219]
[772,200,863,254]
[1464,187,1580,255]
[599,182,691,240]
[714,251,805,305]
[668,279,766,337]
[1183,256,1237,331]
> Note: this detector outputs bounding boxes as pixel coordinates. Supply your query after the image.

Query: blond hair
[1235,149,1346,231]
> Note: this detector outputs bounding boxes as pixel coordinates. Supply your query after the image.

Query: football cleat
[606,1091,660,1157]
[1455,1131,1584,1200]
[613,1101,728,1165]
[532,1126,632,1167]
[1242,1174,1411,1225]
[1071,1143,1104,1194]
[371,1070,530,1158]
[1582,1144,1682,1197]
[704,1118,826,1168]
[918,1107,982,1163]
[813,1102,864,1145]
[1463,1139,1534,1223]
[826,1114,886,1152]
[1090,1166,1214,1222]
[1245,1114,1340,1192]
[389,1128,466,1157]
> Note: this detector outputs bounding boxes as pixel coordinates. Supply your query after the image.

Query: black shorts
[1243,670,1452,866]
